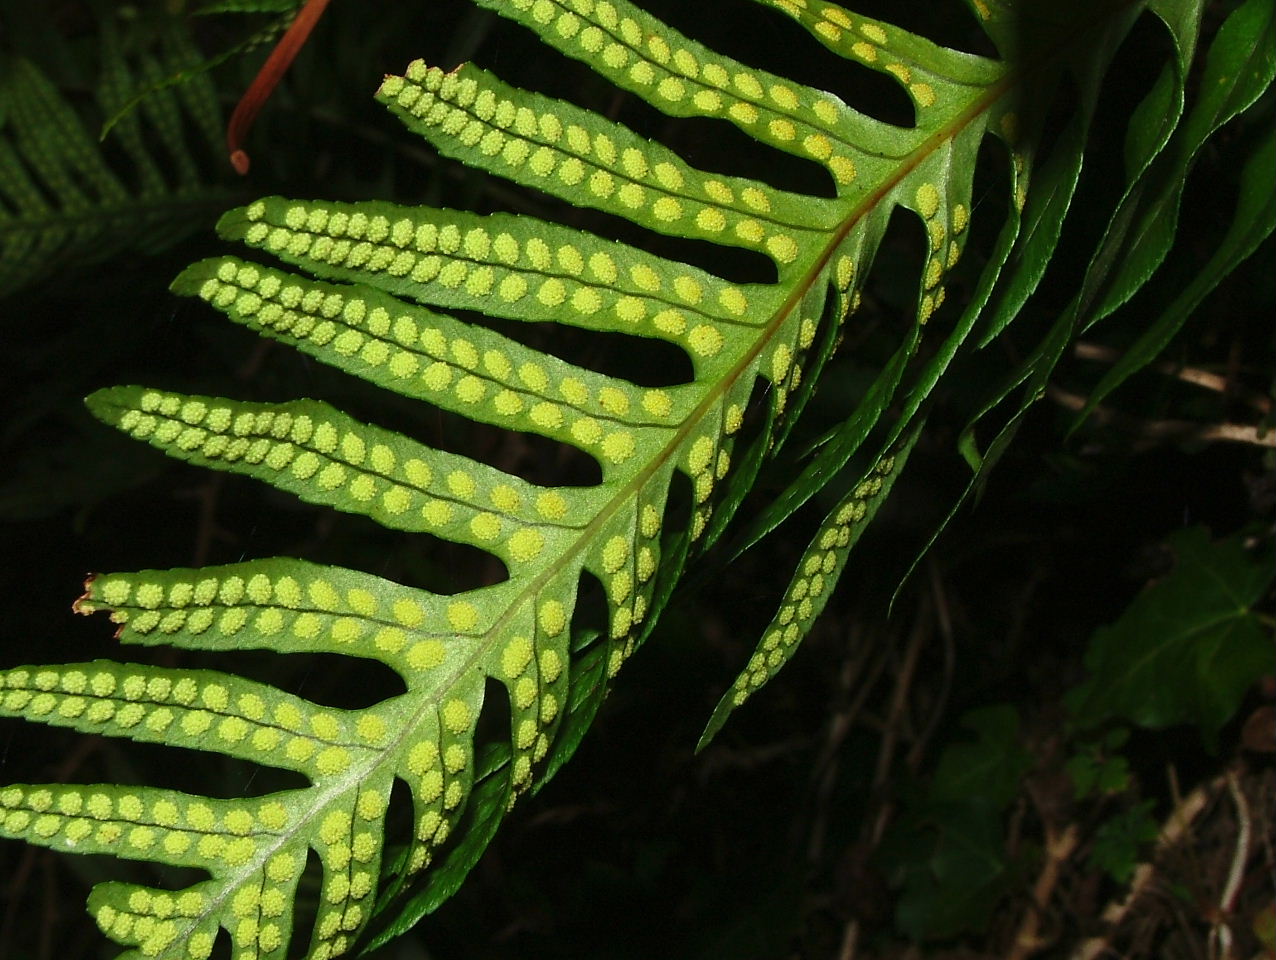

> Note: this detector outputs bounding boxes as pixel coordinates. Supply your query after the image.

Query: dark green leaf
[1067,526,1275,739]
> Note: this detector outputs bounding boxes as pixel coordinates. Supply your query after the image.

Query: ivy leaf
[1065,728,1132,799]
[877,706,1032,941]
[1088,799,1159,884]
[888,800,1022,941]
[928,705,1032,808]
[1067,526,1275,741]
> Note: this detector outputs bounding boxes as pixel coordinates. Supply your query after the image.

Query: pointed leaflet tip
[83,385,135,427]
[697,424,922,752]
[169,260,216,297]
[71,573,99,617]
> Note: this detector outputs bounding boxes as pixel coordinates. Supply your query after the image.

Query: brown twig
[1073,342,1273,414]
[1207,770,1252,960]
[906,558,955,773]
[872,598,930,793]
[1070,771,1226,960]
[226,0,334,174]
[1007,823,1080,960]
[837,917,860,960]
[1048,385,1275,449]
[807,624,889,863]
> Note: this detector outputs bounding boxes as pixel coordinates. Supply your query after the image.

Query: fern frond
[0,13,233,298]
[2,0,1272,956]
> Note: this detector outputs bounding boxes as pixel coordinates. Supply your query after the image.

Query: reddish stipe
[226,0,334,174]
